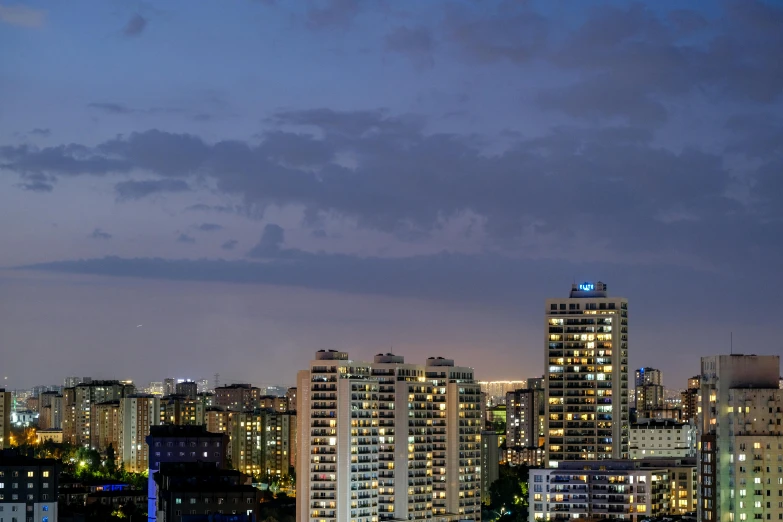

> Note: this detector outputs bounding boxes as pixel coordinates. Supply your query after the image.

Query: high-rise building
[229,411,264,477]
[118,395,160,472]
[681,375,700,423]
[64,376,91,388]
[285,387,297,412]
[0,389,10,449]
[92,400,120,453]
[506,388,543,465]
[214,384,261,412]
[629,419,696,459]
[478,381,527,405]
[38,392,63,431]
[264,411,293,478]
[545,281,629,466]
[175,381,198,399]
[160,395,204,426]
[480,430,499,504]
[296,350,481,522]
[147,382,164,396]
[63,380,135,447]
[635,367,665,417]
[163,378,176,396]
[698,354,783,522]
[196,378,210,394]
[205,408,230,435]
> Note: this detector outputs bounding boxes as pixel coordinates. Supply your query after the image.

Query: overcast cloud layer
[1,0,782,389]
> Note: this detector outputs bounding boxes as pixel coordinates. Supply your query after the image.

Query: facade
[174,381,197,399]
[506,388,544,465]
[544,281,629,466]
[635,367,665,418]
[681,376,700,423]
[37,392,62,431]
[698,354,783,522]
[529,459,690,521]
[481,431,499,504]
[214,384,261,412]
[0,390,9,450]
[629,419,696,459]
[263,411,293,478]
[63,380,135,447]
[296,350,480,522]
[229,412,264,478]
[285,387,297,412]
[205,408,230,435]
[258,395,287,412]
[118,395,161,472]
[0,451,59,522]
[146,425,229,522]
[153,462,260,522]
[92,400,120,453]
[36,430,63,444]
[160,395,204,426]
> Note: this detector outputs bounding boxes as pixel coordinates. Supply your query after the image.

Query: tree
[106,443,117,474]
[486,465,529,522]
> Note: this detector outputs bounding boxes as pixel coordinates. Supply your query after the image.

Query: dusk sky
[1,0,782,391]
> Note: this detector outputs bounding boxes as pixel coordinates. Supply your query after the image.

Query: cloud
[221,239,238,251]
[306,0,360,30]
[196,223,223,232]
[385,26,435,70]
[90,228,112,240]
[16,180,53,192]
[0,4,45,28]
[115,179,190,201]
[88,102,135,115]
[123,14,147,37]
[247,224,285,258]
[176,233,196,244]
[29,128,51,137]
[445,2,548,64]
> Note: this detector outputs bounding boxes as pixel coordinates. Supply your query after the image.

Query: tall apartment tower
[0,389,10,449]
[635,367,665,417]
[545,281,629,466]
[698,354,783,522]
[296,350,378,522]
[118,395,161,472]
[296,350,481,522]
[681,375,700,423]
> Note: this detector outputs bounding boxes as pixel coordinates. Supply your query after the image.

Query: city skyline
[2,0,782,390]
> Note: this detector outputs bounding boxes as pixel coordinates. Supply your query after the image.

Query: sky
[1,0,782,391]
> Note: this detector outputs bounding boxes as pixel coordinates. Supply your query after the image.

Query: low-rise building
[630,419,696,459]
[152,461,260,522]
[529,459,698,522]
[36,429,63,444]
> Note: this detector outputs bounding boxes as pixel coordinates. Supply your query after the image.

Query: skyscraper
[698,354,783,522]
[296,350,482,522]
[544,281,629,466]
[118,395,160,472]
[635,367,665,418]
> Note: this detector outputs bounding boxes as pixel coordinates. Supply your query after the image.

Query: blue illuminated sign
[578,283,594,291]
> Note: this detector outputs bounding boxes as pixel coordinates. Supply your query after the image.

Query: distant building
[36,429,64,444]
[214,384,261,412]
[635,367,665,418]
[479,381,527,405]
[145,425,229,522]
[481,431,499,504]
[205,408,230,435]
[175,381,197,399]
[285,387,297,412]
[680,375,700,423]
[147,382,164,396]
[163,378,176,396]
[630,419,696,459]
[63,380,135,447]
[64,376,91,388]
[119,396,160,472]
[152,461,261,522]
[160,395,204,426]
[0,450,60,521]
[92,400,120,453]
[257,395,287,412]
[506,388,544,465]
[38,392,63,431]
[0,389,10,450]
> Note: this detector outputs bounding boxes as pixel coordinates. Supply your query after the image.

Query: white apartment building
[545,281,629,466]
[698,354,783,522]
[118,395,160,472]
[529,459,695,521]
[630,419,696,459]
[296,350,481,522]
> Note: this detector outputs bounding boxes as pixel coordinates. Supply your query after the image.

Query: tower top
[569,281,608,298]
